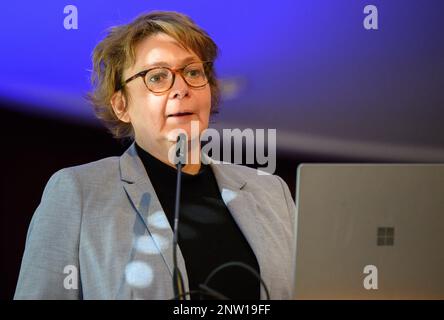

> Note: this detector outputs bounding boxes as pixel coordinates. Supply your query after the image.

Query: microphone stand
[172,134,186,300]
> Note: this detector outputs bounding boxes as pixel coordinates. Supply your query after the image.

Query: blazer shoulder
[38,156,122,205]
[213,161,289,200]
[54,156,121,184]
[216,161,280,184]
[68,155,119,173]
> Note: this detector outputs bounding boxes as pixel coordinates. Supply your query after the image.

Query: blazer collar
[120,142,247,191]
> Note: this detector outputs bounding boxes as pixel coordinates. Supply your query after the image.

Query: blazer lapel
[119,143,190,297]
[208,157,273,300]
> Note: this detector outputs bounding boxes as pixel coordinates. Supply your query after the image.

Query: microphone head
[175,133,187,165]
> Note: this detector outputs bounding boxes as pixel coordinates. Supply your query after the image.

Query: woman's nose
[169,73,189,99]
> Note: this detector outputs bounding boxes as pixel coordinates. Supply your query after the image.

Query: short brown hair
[87,11,220,140]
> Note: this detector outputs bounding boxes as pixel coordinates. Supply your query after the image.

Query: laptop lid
[294,164,444,299]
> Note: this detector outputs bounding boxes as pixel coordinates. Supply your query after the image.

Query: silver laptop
[293,164,444,299]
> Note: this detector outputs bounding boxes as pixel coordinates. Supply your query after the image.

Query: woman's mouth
[168,112,194,118]
[167,112,196,123]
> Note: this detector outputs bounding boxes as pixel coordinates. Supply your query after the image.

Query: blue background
[0,0,443,160]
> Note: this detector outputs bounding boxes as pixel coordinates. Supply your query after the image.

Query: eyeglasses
[116,61,213,93]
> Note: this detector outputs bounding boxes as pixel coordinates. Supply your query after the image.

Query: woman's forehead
[133,33,199,69]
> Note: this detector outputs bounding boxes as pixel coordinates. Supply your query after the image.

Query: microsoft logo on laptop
[377,227,395,246]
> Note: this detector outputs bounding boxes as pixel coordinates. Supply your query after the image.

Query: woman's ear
[110,91,130,123]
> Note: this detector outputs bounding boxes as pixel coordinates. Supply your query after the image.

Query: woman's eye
[186,69,203,77]
[148,72,168,83]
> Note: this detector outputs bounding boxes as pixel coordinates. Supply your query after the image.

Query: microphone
[172,133,187,300]
[175,133,187,165]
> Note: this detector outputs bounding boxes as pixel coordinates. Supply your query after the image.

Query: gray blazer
[14,142,296,300]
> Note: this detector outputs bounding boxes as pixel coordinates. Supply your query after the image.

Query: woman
[14,11,295,300]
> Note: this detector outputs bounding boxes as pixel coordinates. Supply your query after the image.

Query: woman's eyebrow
[142,56,198,69]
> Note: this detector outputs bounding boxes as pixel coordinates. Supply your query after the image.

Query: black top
[135,142,260,300]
